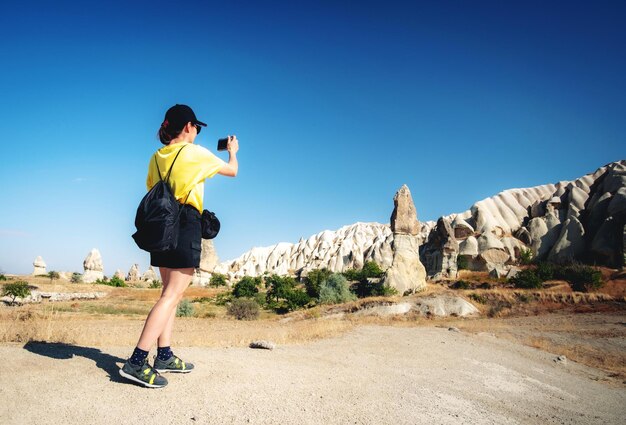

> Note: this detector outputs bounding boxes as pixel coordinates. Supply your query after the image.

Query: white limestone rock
[32,256,47,276]
[142,266,157,282]
[127,264,140,281]
[114,269,125,280]
[82,249,104,283]
[199,239,219,273]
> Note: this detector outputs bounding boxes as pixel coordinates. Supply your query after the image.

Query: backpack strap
[154,144,193,207]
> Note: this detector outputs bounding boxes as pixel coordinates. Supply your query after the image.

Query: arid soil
[1,324,625,425]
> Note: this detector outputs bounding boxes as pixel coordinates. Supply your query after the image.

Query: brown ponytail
[157,119,183,145]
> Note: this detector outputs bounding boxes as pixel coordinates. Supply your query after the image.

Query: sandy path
[0,325,624,425]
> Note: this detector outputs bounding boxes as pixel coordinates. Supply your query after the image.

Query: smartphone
[217,137,229,151]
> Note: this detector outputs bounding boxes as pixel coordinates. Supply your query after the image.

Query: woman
[120,104,239,388]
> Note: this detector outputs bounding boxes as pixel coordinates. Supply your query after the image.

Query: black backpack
[132,145,190,252]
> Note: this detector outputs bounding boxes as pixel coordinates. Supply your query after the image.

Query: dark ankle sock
[157,346,173,361]
[129,347,149,366]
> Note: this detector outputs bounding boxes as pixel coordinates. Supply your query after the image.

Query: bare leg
[136,268,193,351]
[157,300,177,348]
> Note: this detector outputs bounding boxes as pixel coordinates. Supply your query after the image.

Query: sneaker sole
[119,368,167,388]
[154,368,193,374]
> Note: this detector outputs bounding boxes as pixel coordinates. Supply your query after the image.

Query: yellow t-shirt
[146,143,226,213]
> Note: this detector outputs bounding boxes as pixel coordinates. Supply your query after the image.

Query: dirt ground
[1,324,625,425]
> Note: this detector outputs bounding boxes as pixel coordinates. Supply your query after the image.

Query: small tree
[227,298,260,320]
[70,272,82,283]
[2,281,31,305]
[209,273,228,287]
[48,271,60,283]
[319,273,356,304]
[265,274,311,312]
[232,276,261,298]
[176,299,195,317]
[304,268,332,299]
[149,279,162,289]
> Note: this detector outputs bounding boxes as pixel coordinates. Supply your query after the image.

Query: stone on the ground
[250,340,276,350]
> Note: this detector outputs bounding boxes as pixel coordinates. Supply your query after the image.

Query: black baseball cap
[163,104,207,132]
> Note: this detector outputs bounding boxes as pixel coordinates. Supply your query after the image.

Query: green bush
[48,271,60,282]
[284,288,311,310]
[0,274,8,281]
[342,261,384,282]
[451,280,471,289]
[457,256,469,270]
[304,268,332,299]
[468,293,487,304]
[519,249,534,265]
[176,299,195,317]
[227,298,260,320]
[209,273,228,287]
[2,281,31,305]
[350,279,398,298]
[559,265,603,292]
[319,273,356,304]
[95,277,126,287]
[536,262,555,281]
[232,276,261,298]
[265,274,311,312]
[70,272,82,283]
[149,279,162,289]
[510,269,543,289]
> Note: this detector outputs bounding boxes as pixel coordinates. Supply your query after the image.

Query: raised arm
[218,135,239,177]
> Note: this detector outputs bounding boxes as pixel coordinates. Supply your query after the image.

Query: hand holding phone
[218,135,239,154]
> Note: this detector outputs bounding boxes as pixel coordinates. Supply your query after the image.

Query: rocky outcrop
[213,160,626,283]
[127,264,140,281]
[142,266,157,282]
[32,256,46,276]
[384,185,427,293]
[214,222,393,281]
[193,240,219,286]
[82,249,104,283]
[1,291,106,305]
[421,217,458,280]
[114,269,125,280]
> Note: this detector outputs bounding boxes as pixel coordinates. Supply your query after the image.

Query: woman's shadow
[23,341,127,384]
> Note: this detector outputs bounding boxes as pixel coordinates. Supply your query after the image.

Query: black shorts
[150,205,202,269]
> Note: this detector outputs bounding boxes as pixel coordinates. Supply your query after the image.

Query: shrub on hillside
[95,276,126,287]
[227,298,260,320]
[48,271,60,282]
[319,273,356,304]
[2,281,31,305]
[265,274,311,312]
[209,273,228,287]
[350,279,398,298]
[70,272,82,283]
[456,256,469,270]
[232,276,261,298]
[536,262,555,281]
[519,249,534,265]
[451,280,471,290]
[510,269,543,289]
[176,299,195,317]
[559,265,603,292]
[304,268,332,299]
[342,261,384,282]
[149,279,162,289]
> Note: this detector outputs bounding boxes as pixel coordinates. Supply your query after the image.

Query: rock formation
[114,269,125,280]
[214,222,393,281]
[127,264,140,281]
[142,266,157,282]
[82,249,104,283]
[32,256,47,275]
[213,160,626,282]
[193,239,219,286]
[383,185,427,294]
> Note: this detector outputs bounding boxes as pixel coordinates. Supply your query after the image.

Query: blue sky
[0,0,624,275]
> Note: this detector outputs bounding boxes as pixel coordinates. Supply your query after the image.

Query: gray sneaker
[154,354,194,373]
[119,359,168,388]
